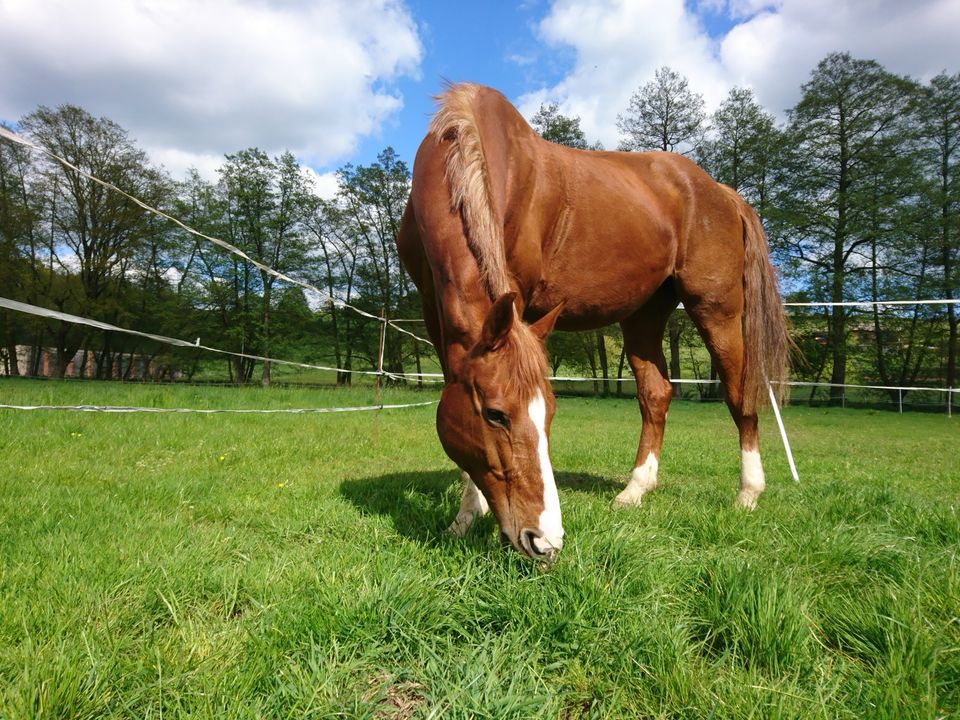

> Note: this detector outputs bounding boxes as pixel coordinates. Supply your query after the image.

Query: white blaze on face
[528,389,563,552]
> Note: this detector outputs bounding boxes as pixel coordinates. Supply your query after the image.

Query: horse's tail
[723,185,790,413]
[428,82,511,299]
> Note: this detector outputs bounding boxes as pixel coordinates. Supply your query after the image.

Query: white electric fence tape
[767,383,800,482]
[0,401,435,414]
[5,296,956,397]
[0,296,385,378]
[783,299,960,307]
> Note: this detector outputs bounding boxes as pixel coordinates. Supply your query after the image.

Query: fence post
[375,314,387,400]
[898,388,902,414]
[949,387,953,419]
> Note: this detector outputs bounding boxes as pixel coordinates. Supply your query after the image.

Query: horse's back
[528,146,743,326]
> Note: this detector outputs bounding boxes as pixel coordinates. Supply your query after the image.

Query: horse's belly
[528,241,673,331]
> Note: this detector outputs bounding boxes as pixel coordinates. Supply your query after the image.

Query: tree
[20,105,170,377]
[335,148,418,378]
[529,103,614,392]
[770,52,916,403]
[216,148,315,384]
[694,89,779,397]
[305,195,362,384]
[701,87,781,218]
[920,72,960,391]
[0,124,39,374]
[530,103,603,150]
[616,67,708,396]
[617,66,706,154]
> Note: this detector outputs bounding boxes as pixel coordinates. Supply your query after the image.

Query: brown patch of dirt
[362,672,426,719]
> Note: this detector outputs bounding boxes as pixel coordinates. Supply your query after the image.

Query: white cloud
[519,0,727,149]
[0,0,422,179]
[519,0,960,147]
[301,167,341,201]
[721,0,960,114]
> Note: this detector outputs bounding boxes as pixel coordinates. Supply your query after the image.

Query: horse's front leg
[448,471,490,536]
[614,302,675,507]
[614,363,672,507]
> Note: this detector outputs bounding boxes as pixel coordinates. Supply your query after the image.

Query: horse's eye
[482,407,510,428]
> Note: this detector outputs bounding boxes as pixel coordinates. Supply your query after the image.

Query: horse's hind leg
[683,302,765,509]
[614,285,678,507]
[448,471,490,536]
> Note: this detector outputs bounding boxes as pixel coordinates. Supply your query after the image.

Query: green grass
[0,378,957,719]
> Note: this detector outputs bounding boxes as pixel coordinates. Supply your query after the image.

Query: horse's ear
[480,292,517,351]
[530,301,564,341]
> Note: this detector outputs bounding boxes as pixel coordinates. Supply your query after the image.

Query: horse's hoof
[612,492,643,508]
[447,514,473,537]
[734,490,759,510]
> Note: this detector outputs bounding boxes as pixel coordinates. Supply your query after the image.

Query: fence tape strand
[0,296,387,378]
[0,401,435,414]
[0,126,387,324]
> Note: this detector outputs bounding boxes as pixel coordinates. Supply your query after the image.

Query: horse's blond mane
[506,324,550,399]
[429,83,511,299]
[471,320,550,400]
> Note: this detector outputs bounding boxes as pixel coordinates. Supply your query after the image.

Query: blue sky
[355,0,741,169]
[2,0,958,191]
[354,1,572,169]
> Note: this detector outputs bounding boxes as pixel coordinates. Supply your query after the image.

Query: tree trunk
[261,282,272,387]
[944,229,957,391]
[828,247,847,404]
[413,335,423,388]
[616,345,627,397]
[596,330,609,396]
[2,311,20,376]
[668,315,682,399]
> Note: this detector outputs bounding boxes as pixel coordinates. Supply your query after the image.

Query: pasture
[1,378,957,719]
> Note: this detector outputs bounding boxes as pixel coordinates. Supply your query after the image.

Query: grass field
[1,378,958,719]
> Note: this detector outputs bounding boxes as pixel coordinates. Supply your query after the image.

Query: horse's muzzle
[519,527,561,561]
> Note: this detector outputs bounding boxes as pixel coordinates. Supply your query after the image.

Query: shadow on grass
[338,470,619,546]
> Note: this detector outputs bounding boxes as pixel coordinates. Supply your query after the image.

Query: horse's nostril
[520,528,544,557]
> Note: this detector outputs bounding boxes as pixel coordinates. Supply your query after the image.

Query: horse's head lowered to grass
[436,293,565,560]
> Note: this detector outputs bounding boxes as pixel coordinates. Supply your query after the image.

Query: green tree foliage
[19,105,172,377]
[333,148,420,379]
[701,87,780,218]
[528,103,619,392]
[770,52,917,402]
[217,149,315,384]
[0,124,38,375]
[530,103,604,150]
[919,72,960,390]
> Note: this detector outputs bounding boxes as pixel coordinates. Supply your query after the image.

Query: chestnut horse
[396,83,789,559]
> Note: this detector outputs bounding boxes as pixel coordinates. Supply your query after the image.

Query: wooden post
[372,313,387,446]
[376,316,387,388]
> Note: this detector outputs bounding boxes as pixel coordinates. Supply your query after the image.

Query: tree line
[535,53,959,402]
[0,112,419,384]
[1,51,958,401]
